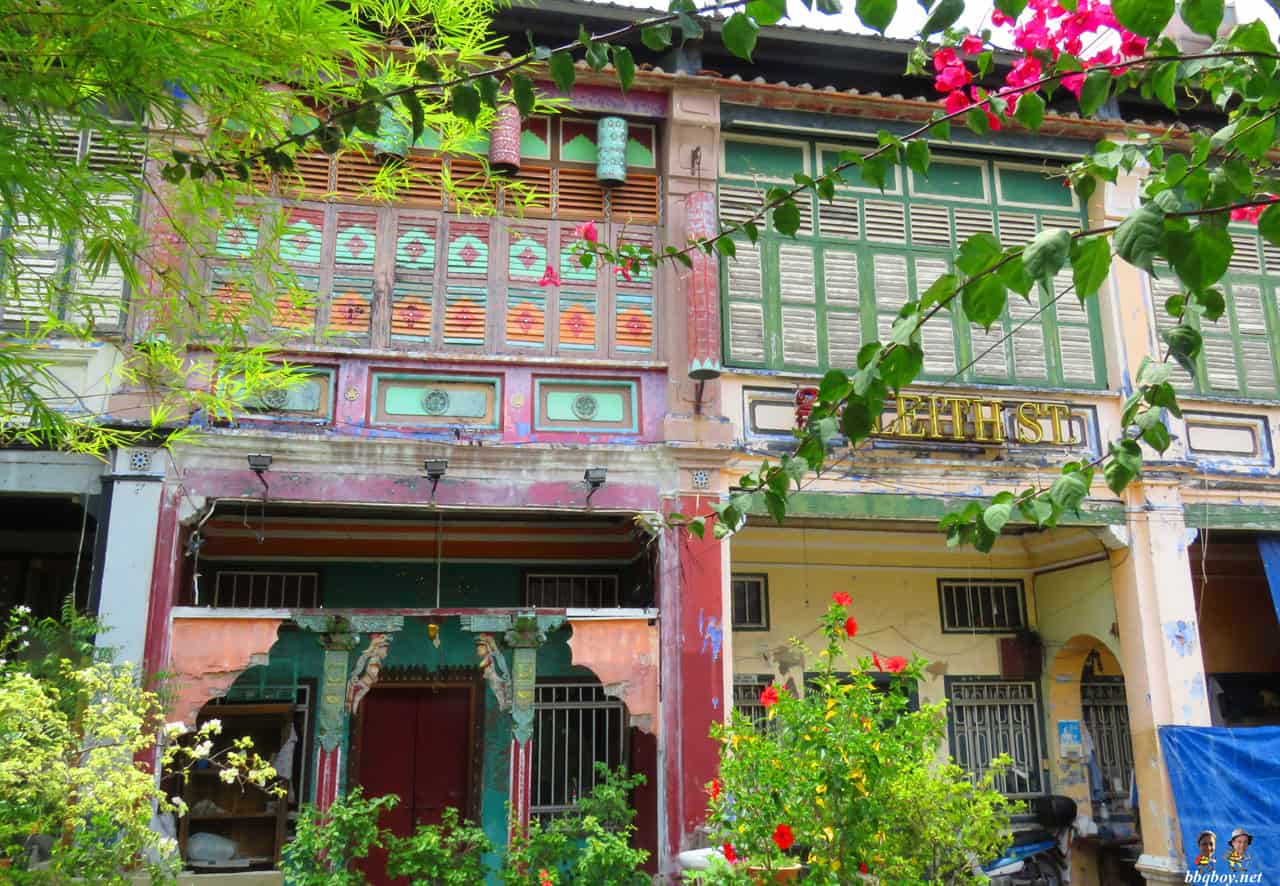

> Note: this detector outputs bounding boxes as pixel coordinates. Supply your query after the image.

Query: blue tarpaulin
[1159,725,1280,878]
[1258,536,1280,624]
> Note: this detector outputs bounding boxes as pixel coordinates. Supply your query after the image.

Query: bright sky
[594,0,1280,46]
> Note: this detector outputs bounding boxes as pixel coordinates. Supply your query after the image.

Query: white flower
[218,767,238,784]
[13,605,30,615]
[191,740,213,759]
[165,721,188,737]
[203,718,223,735]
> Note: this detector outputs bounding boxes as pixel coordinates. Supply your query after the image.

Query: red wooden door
[356,687,473,886]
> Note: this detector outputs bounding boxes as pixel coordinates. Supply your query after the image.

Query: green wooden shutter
[821,245,860,367]
[1225,279,1278,397]
[913,256,957,375]
[724,238,767,365]
[1148,270,1197,391]
[778,242,818,368]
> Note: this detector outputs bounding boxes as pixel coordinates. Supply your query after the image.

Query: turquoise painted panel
[280,218,322,264]
[725,138,805,180]
[322,562,524,608]
[384,385,489,418]
[820,148,900,191]
[217,218,257,258]
[998,166,1075,208]
[396,228,436,271]
[910,160,986,200]
[545,389,625,422]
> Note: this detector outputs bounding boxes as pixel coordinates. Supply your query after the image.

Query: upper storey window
[718,134,1106,389]
[206,116,660,360]
[1150,227,1280,400]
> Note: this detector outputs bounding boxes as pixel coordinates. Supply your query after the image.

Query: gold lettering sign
[873,395,1081,446]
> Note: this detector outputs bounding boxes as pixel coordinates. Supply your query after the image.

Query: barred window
[531,683,627,816]
[731,675,772,726]
[210,570,320,608]
[1081,678,1134,809]
[525,573,620,608]
[731,574,769,630]
[937,578,1027,633]
[946,678,1046,798]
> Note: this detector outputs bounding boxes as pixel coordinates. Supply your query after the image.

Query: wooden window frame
[730,573,770,631]
[936,577,1028,634]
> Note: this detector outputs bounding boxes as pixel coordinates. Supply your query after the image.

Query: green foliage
[694,600,1013,882]
[282,788,399,886]
[386,807,493,885]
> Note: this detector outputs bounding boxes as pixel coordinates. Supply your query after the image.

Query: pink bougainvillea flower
[991,7,1012,26]
[961,34,985,54]
[538,264,560,287]
[760,685,780,708]
[934,63,972,93]
[984,110,1003,131]
[709,777,722,800]
[1120,33,1147,57]
[845,616,859,638]
[616,261,633,282]
[884,655,909,673]
[832,591,853,607]
[944,89,970,115]
[773,824,795,851]
[1061,71,1086,98]
[573,220,599,243]
[723,842,737,864]
[932,46,960,71]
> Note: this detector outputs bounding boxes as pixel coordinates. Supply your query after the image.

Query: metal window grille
[1082,680,1135,808]
[525,574,620,608]
[731,574,769,629]
[948,680,1045,797]
[211,570,320,608]
[938,578,1027,632]
[732,676,771,727]
[531,683,627,816]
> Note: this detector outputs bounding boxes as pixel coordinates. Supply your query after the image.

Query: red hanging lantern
[685,191,722,380]
[794,387,819,429]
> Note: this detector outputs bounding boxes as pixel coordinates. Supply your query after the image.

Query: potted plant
[687,595,1015,884]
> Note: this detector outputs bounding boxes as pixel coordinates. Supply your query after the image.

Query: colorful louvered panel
[280,208,324,267]
[444,286,487,346]
[447,221,490,277]
[508,228,550,283]
[216,218,257,258]
[615,292,653,353]
[558,292,597,351]
[334,211,378,269]
[210,266,253,318]
[616,233,654,286]
[506,288,547,349]
[559,223,596,284]
[334,152,382,202]
[394,215,436,272]
[390,281,432,344]
[273,275,319,332]
[327,276,373,339]
[280,153,333,197]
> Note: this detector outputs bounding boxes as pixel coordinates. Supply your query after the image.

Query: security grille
[938,578,1027,632]
[948,680,1045,797]
[732,676,772,727]
[531,683,627,816]
[211,570,320,608]
[1082,679,1135,807]
[525,573,620,608]
[731,574,769,630]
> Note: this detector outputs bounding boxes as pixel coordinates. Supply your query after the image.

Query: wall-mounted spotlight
[247,454,272,495]
[424,458,448,500]
[584,467,607,506]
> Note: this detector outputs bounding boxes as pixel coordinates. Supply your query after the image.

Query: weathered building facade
[3,4,1280,884]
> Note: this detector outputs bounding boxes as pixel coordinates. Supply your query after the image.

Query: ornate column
[460,611,564,837]
[295,615,404,811]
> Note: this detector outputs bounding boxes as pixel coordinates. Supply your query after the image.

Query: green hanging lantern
[596,116,628,188]
[373,103,412,160]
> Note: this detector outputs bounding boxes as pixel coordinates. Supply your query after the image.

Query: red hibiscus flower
[772,823,795,851]
[845,616,858,638]
[884,655,908,673]
[960,35,985,54]
[872,651,884,671]
[708,777,721,800]
[760,685,780,708]
[573,220,598,243]
[538,869,553,886]
[832,591,852,607]
[723,842,737,864]
[860,861,870,874]
[538,264,560,287]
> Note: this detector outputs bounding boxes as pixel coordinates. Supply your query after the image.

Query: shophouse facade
[1,4,1278,885]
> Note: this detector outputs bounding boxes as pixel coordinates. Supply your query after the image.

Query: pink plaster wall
[169,617,283,724]
[568,618,660,734]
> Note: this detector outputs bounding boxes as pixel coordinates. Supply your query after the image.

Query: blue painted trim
[532,377,639,434]
[370,371,503,431]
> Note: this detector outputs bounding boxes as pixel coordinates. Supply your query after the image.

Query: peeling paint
[1163,620,1198,657]
[169,616,284,724]
[1187,673,1206,701]
[567,618,660,734]
[698,609,723,662]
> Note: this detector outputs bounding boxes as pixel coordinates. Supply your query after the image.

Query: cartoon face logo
[1195,831,1216,869]
[1225,828,1252,872]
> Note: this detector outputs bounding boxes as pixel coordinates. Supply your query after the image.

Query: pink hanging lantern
[685,191,722,380]
[488,104,522,175]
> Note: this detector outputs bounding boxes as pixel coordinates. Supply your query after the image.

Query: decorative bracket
[460,611,565,744]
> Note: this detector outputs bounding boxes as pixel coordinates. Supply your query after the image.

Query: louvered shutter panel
[555,167,606,220]
[557,222,599,355]
[505,224,550,352]
[719,184,765,226]
[283,153,334,197]
[909,203,951,247]
[613,228,655,357]
[822,246,860,368]
[1053,268,1098,386]
[443,218,491,347]
[872,252,910,342]
[273,207,323,334]
[1148,271,1196,390]
[864,201,906,243]
[1008,289,1048,381]
[818,196,859,240]
[1228,232,1262,273]
[327,209,377,343]
[996,212,1037,249]
[913,257,956,375]
[953,208,995,243]
[3,214,62,325]
[1263,242,1280,275]
[777,243,817,367]
[391,212,436,348]
[1228,282,1278,396]
[609,174,660,224]
[724,239,766,365]
[505,164,552,217]
[401,155,444,208]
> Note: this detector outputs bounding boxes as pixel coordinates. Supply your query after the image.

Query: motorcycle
[984,795,1076,886]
